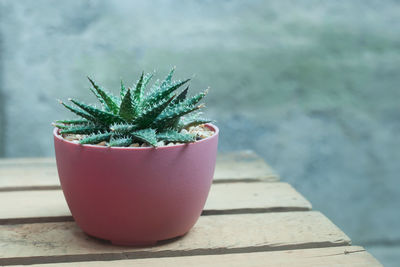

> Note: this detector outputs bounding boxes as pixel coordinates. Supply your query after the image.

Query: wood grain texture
[204,182,311,213]
[12,246,382,267]
[0,182,311,224]
[0,151,278,191]
[0,158,57,190]
[0,212,350,265]
[213,150,278,182]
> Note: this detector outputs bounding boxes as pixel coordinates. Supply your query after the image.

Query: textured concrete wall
[0,0,399,265]
[0,24,4,156]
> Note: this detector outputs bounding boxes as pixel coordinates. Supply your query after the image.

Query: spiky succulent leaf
[88,77,120,114]
[149,79,160,92]
[181,118,213,130]
[131,128,157,147]
[166,86,189,128]
[144,79,190,108]
[133,72,145,105]
[80,132,112,144]
[56,69,213,147]
[132,72,153,114]
[119,89,135,121]
[52,123,69,129]
[60,124,105,134]
[133,95,175,128]
[120,80,127,99]
[171,86,188,105]
[109,137,133,147]
[151,103,203,130]
[60,101,97,122]
[69,99,123,125]
[110,123,137,134]
[161,67,175,87]
[89,87,109,111]
[183,89,208,107]
[157,130,196,143]
[165,88,205,129]
[55,119,90,125]
[142,73,153,91]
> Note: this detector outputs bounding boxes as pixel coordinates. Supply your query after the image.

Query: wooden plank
[13,246,382,267]
[0,211,350,265]
[0,151,278,191]
[0,182,311,224]
[204,182,311,214]
[0,158,58,190]
[213,150,278,182]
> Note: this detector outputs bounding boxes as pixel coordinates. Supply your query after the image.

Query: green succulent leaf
[161,67,175,88]
[133,95,175,128]
[151,103,204,130]
[88,77,120,114]
[110,123,137,134]
[157,130,196,143]
[133,72,145,105]
[181,118,213,130]
[60,124,105,134]
[80,132,112,144]
[171,86,188,105]
[109,137,133,147]
[119,89,136,121]
[60,101,97,122]
[69,99,123,125]
[131,128,157,147]
[55,69,213,147]
[89,87,110,111]
[144,79,190,108]
[183,89,208,107]
[120,80,127,99]
[164,86,189,128]
[142,73,153,91]
[55,119,90,125]
[52,123,69,129]
[165,88,205,129]
[132,72,153,114]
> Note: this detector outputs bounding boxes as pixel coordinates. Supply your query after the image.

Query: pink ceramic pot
[53,124,218,246]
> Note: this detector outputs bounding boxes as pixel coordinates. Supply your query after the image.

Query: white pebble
[130,143,140,147]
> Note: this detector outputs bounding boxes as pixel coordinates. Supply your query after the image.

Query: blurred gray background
[0,0,399,265]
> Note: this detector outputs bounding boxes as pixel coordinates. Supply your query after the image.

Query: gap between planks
[8,246,382,267]
[0,182,311,225]
[0,211,351,266]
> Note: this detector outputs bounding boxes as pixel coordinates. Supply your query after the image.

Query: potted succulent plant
[53,68,218,246]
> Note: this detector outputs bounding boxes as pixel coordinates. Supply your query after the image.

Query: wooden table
[0,151,382,266]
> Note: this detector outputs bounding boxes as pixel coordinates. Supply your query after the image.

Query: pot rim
[53,123,219,150]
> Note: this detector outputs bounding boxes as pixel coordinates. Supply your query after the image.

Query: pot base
[88,232,188,247]
[111,240,157,246]
[84,231,158,247]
